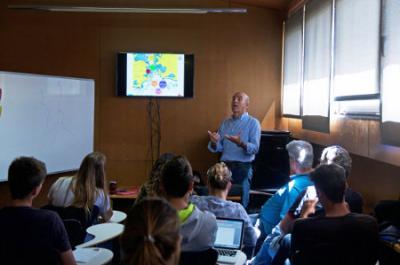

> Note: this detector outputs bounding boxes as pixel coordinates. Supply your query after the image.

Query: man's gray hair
[320,145,352,178]
[286,140,314,169]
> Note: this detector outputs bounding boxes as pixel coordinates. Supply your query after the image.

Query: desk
[110,187,139,212]
[76,223,124,248]
[250,189,277,196]
[217,250,247,265]
[109,210,127,223]
[227,195,241,202]
[73,247,113,265]
[109,193,137,200]
[109,186,139,200]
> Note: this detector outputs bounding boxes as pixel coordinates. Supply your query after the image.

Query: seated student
[374,199,400,265]
[48,152,113,222]
[161,155,217,252]
[135,152,175,205]
[191,162,257,254]
[291,164,378,265]
[259,140,314,237]
[0,157,76,265]
[120,198,181,265]
[288,145,363,217]
[252,145,364,265]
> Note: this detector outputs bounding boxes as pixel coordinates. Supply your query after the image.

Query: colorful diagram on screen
[126,53,185,97]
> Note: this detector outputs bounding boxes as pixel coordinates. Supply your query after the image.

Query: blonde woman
[191,162,257,252]
[48,152,113,222]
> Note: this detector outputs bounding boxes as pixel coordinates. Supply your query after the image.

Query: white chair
[73,247,113,265]
[76,223,124,248]
[109,210,127,223]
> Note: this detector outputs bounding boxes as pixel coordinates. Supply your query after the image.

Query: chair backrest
[179,248,218,265]
[42,204,100,248]
[62,205,99,229]
[42,204,99,229]
[63,219,86,248]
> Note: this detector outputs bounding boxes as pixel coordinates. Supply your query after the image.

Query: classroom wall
[2,1,396,212]
[0,0,283,207]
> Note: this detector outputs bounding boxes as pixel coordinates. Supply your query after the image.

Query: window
[381,0,400,145]
[333,0,381,100]
[302,0,332,132]
[282,10,303,117]
[282,0,383,125]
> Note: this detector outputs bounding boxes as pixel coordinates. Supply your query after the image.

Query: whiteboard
[0,71,94,181]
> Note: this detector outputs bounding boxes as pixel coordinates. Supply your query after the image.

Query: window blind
[302,0,332,132]
[381,0,400,145]
[333,0,380,99]
[282,10,303,116]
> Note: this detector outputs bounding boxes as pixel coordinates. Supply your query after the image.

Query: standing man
[208,92,261,208]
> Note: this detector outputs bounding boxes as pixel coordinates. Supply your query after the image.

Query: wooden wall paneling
[368,120,400,167]
[0,3,284,195]
[327,117,369,157]
[287,118,303,138]
[106,159,152,187]
[223,8,283,131]
[350,154,400,212]
[287,116,369,157]
[0,9,99,77]
[99,19,214,182]
[96,8,284,184]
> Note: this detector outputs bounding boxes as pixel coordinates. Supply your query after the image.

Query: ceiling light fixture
[8,5,247,14]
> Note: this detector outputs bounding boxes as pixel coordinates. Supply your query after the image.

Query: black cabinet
[251,131,291,190]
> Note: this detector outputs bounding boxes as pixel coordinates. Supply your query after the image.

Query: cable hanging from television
[147,98,161,166]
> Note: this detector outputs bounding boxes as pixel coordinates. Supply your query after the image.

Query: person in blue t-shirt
[252,145,364,265]
[258,140,314,238]
[208,92,261,208]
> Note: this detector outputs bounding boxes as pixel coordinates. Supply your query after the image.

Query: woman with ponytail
[120,198,181,265]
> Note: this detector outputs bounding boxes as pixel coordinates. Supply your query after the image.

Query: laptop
[213,218,245,264]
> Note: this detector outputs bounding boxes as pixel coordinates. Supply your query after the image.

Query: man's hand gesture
[226,134,246,149]
[208,130,220,144]
[225,134,241,145]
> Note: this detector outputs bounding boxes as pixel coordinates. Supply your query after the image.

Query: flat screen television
[116,52,194,98]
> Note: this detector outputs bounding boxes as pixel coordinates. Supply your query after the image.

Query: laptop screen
[214,218,244,250]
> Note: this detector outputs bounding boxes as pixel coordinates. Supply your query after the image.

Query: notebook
[213,218,245,264]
